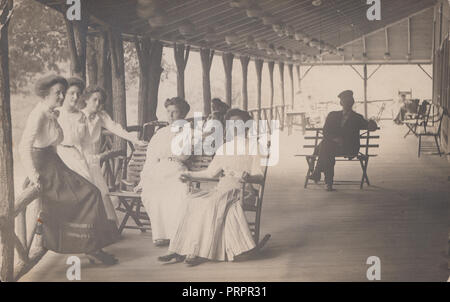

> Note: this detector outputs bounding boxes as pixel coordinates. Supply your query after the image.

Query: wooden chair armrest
[188,176,220,183]
[121,179,137,187]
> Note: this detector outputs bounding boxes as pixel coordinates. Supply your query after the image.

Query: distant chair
[417,106,446,157]
[402,100,431,138]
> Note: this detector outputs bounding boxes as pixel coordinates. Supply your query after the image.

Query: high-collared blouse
[19,101,63,177]
[80,109,136,156]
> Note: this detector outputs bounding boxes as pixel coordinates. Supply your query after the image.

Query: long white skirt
[84,153,119,226]
[168,182,256,261]
[140,160,188,242]
[56,145,92,182]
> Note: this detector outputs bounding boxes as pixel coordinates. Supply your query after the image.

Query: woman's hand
[179,173,191,183]
[241,172,251,182]
[134,140,148,148]
[133,184,142,194]
[29,172,41,190]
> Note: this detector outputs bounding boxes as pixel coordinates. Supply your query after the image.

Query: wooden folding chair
[403,101,431,138]
[108,121,168,234]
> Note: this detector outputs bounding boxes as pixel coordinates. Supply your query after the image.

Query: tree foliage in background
[9,0,69,94]
[9,0,174,94]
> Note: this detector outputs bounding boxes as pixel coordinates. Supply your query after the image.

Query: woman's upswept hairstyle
[35,75,68,98]
[211,98,230,114]
[224,108,252,123]
[67,77,85,92]
[78,85,107,109]
[164,97,190,118]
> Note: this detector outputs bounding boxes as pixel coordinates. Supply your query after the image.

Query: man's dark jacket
[323,110,370,155]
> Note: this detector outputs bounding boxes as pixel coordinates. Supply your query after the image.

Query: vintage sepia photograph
[0,0,449,286]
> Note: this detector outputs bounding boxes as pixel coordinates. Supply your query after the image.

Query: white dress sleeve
[19,109,45,179]
[250,154,264,177]
[98,111,137,143]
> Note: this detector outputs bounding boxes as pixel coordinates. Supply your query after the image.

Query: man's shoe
[326,184,335,191]
[310,170,321,184]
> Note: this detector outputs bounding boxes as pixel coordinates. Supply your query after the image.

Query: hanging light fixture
[147,8,169,27]
[225,32,239,45]
[204,26,219,43]
[257,39,269,50]
[229,0,252,9]
[246,35,257,49]
[178,20,196,37]
[262,14,277,26]
[246,5,264,18]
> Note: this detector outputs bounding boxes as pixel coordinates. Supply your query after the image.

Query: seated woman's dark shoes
[86,250,118,265]
[185,256,207,267]
[158,253,185,262]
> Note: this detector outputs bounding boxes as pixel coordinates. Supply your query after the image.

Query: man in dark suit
[310,90,378,191]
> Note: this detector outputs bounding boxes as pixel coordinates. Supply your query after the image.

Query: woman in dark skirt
[19,75,120,265]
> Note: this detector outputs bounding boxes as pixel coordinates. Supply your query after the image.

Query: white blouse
[192,139,264,190]
[80,110,136,156]
[57,108,87,148]
[19,102,63,177]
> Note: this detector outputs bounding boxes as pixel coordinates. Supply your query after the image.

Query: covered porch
[19,122,450,282]
[0,0,449,282]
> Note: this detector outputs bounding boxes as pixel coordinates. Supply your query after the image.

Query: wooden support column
[135,38,163,128]
[363,64,368,119]
[288,63,294,110]
[268,61,275,121]
[296,65,301,93]
[222,52,234,107]
[173,43,190,99]
[109,29,127,152]
[255,59,264,122]
[278,62,285,129]
[240,56,250,111]
[87,32,113,115]
[0,0,14,282]
[200,48,215,116]
[64,0,89,83]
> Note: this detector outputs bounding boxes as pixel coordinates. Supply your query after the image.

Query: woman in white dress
[158,109,265,266]
[79,86,147,226]
[134,97,191,246]
[55,77,92,181]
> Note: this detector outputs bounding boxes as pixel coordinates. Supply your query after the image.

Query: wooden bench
[295,128,380,189]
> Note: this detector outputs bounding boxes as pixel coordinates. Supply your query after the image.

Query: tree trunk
[288,63,294,110]
[240,56,249,111]
[200,48,214,116]
[268,61,275,121]
[296,64,301,94]
[173,43,190,99]
[64,0,89,83]
[0,0,15,282]
[278,62,285,129]
[87,32,112,116]
[222,52,234,107]
[147,40,163,123]
[255,59,263,122]
[109,29,127,152]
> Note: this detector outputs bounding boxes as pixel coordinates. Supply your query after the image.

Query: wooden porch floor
[20,122,449,282]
